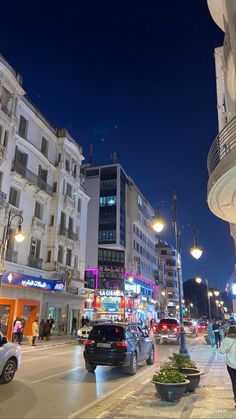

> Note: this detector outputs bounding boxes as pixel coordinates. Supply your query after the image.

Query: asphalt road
[0,340,192,418]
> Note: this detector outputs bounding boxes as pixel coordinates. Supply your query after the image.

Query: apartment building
[83,162,159,323]
[0,54,89,339]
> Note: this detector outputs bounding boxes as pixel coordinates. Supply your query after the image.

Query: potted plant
[152,369,189,402]
[161,353,201,393]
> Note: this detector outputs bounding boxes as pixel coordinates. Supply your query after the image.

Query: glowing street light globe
[190,245,203,260]
[152,217,165,233]
[208,291,213,297]
[195,276,202,284]
[15,225,26,243]
[214,290,220,297]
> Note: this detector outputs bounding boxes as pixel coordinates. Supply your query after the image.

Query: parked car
[197,321,208,333]
[183,320,198,337]
[154,318,180,344]
[84,322,155,375]
[77,326,93,343]
[0,332,21,384]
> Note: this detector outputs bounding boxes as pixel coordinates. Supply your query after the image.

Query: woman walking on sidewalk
[219,325,236,406]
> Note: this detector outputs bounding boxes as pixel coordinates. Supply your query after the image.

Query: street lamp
[0,211,25,273]
[214,290,220,297]
[152,193,203,358]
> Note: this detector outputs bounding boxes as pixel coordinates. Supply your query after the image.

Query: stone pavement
[82,340,236,419]
[19,334,77,351]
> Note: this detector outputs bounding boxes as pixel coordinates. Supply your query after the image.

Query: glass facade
[98,167,117,244]
[120,169,126,247]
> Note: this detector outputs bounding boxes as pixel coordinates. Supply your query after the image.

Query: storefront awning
[1,272,65,292]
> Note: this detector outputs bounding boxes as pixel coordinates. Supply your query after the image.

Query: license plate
[97,343,111,348]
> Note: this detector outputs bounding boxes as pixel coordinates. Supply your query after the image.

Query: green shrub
[153,369,187,384]
[160,353,197,371]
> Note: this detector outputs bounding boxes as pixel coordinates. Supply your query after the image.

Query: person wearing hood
[219,325,236,406]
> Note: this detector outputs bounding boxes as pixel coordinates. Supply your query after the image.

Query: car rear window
[184,322,192,326]
[89,325,125,342]
[160,319,178,325]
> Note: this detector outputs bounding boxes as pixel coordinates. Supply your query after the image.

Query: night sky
[0,0,233,290]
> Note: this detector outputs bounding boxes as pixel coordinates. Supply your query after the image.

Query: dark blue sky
[1,0,234,290]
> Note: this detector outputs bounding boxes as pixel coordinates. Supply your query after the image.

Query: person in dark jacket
[44,320,51,340]
[213,319,221,349]
[38,319,45,340]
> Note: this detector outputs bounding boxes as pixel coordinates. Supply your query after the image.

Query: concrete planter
[152,379,190,402]
[180,368,201,392]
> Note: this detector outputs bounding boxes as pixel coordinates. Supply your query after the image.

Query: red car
[154,319,180,344]
[197,321,208,333]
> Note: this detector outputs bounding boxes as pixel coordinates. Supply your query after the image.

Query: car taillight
[162,324,168,329]
[115,341,128,348]
[152,326,157,332]
[173,327,177,333]
[84,340,95,345]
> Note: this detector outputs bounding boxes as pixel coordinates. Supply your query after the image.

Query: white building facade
[0,54,89,339]
[83,163,159,323]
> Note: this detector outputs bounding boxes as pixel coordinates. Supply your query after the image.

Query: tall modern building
[0,54,89,339]
[207,1,236,288]
[155,239,182,317]
[83,162,159,322]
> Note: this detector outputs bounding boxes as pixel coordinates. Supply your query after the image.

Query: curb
[20,340,77,352]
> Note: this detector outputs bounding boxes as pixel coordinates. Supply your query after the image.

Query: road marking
[30,366,82,384]
[67,364,157,419]
[141,378,150,385]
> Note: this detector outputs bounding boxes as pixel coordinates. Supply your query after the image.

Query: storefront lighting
[7,272,13,283]
[128,275,134,283]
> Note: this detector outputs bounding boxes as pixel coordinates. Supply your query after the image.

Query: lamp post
[195,275,211,320]
[0,211,25,274]
[153,193,203,358]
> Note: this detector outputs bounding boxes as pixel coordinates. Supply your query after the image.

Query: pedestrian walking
[38,319,45,340]
[32,319,39,346]
[213,319,221,349]
[44,320,51,341]
[71,317,77,336]
[12,318,23,344]
[219,325,236,406]
[208,320,215,347]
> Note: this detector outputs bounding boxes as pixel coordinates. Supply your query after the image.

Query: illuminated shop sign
[99,265,125,273]
[98,289,124,297]
[2,272,65,292]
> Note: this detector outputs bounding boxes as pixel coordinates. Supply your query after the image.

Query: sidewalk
[82,340,235,419]
[19,334,77,351]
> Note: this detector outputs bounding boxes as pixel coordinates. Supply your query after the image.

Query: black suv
[84,323,154,375]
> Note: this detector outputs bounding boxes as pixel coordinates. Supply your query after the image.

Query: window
[74,255,78,269]
[99,196,116,206]
[49,215,54,226]
[9,187,20,207]
[41,137,48,157]
[66,248,72,266]
[85,169,99,177]
[34,201,43,219]
[77,197,81,213]
[38,167,48,183]
[58,246,63,263]
[53,182,57,193]
[161,250,167,255]
[30,239,41,258]
[68,217,73,234]
[47,250,51,263]
[98,230,116,243]
[73,164,77,177]
[65,159,70,172]
[66,183,72,197]
[18,115,28,138]
[3,130,8,147]
[0,172,3,190]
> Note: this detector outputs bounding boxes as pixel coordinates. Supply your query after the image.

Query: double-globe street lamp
[0,211,25,275]
[195,275,212,320]
[152,192,203,358]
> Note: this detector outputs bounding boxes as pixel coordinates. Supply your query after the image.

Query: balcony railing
[0,191,7,204]
[12,160,53,196]
[6,250,18,263]
[207,116,236,176]
[58,225,77,241]
[28,256,43,269]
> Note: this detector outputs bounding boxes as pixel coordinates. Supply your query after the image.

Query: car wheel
[146,346,154,365]
[125,353,137,375]
[85,362,96,373]
[0,359,17,384]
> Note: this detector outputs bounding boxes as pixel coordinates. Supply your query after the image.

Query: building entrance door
[17,299,40,336]
[0,299,16,340]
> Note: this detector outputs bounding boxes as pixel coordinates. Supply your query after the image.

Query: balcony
[6,250,18,263]
[28,256,43,269]
[31,217,46,231]
[64,194,75,208]
[12,160,53,197]
[58,225,77,241]
[207,116,236,223]
[0,191,7,205]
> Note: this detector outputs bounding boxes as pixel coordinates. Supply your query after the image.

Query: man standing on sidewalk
[213,319,221,349]
[32,320,39,346]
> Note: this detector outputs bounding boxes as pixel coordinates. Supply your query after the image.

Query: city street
[0,340,178,418]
